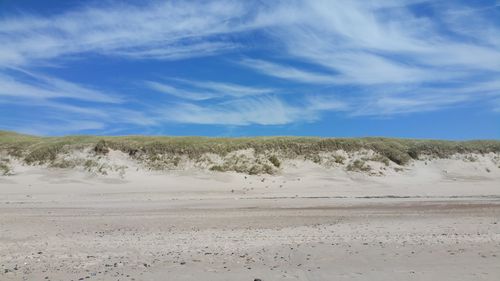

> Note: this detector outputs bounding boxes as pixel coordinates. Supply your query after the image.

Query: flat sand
[1,161,500,280]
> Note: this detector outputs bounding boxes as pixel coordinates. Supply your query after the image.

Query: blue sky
[0,0,499,139]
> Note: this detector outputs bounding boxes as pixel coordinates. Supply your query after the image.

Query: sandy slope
[1,157,500,281]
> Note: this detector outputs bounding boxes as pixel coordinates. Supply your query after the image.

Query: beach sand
[1,158,500,280]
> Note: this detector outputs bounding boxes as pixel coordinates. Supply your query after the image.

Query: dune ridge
[1,130,499,177]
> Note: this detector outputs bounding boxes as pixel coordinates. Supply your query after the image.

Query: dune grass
[1,130,499,174]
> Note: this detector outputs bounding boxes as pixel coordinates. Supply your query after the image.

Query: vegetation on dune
[268,155,281,168]
[94,139,110,155]
[346,159,372,172]
[0,130,499,175]
[0,159,11,175]
[364,155,390,166]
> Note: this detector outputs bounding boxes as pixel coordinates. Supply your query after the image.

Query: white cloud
[178,79,275,97]
[112,41,240,61]
[241,0,500,115]
[348,79,500,117]
[146,79,275,100]
[255,1,498,85]
[0,69,121,103]
[13,120,106,136]
[162,97,302,125]
[145,81,217,101]
[305,95,349,111]
[161,95,345,126]
[0,68,156,133]
[351,94,471,116]
[239,59,336,84]
[0,1,259,67]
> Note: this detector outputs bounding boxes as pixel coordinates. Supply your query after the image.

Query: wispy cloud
[239,59,335,84]
[349,80,500,117]
[351,92,472,116]
[160,94,348,126]
[255,1,499,84]
[146,79,275,100]
[4,119,107,136]
[178,79,275,97]
[162,97,302,126]
[145,81,217,101]
[240,0,500,115]
[160,96,328,126]
[0,68,156,134]
[0,1,259,67]
[112,41,240,61]
[0,69,121,103]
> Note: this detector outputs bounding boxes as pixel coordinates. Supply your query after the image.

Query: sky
[0,0,499,139]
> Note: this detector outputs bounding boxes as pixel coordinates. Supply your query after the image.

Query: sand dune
[1,134,500,280]
[1,156,500,280]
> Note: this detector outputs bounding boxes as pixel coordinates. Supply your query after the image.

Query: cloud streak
[161,95,345,126]
[146,79,275,100]
[239,59,336,84]
[240,0,500,116]
[0,1,259,67]
[0,69,121,103]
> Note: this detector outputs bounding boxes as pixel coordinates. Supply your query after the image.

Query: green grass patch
[0,161,11,175]
[346,159,372,172]
[268,155,281,168]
